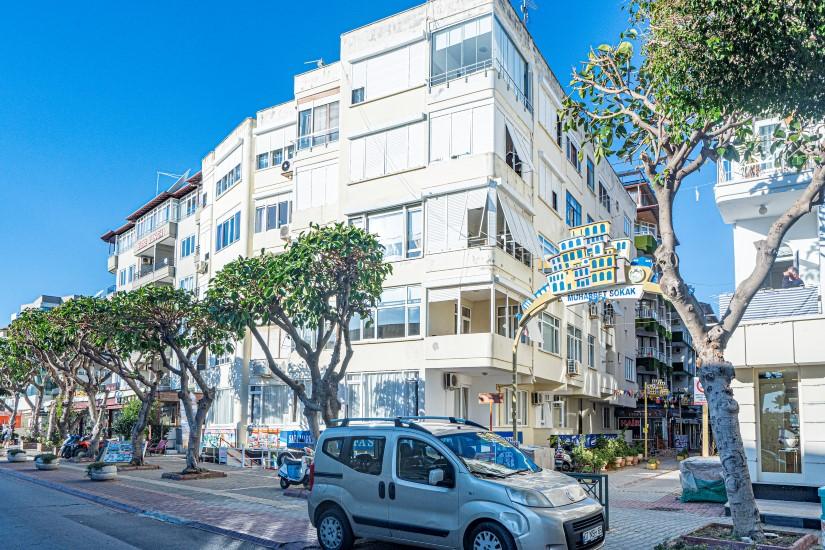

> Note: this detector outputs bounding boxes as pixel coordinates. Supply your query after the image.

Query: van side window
[322,438,345,462]
[348,437,385,475]
[397,438,455,488]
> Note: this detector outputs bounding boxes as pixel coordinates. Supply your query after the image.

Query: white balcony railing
[634,222,658,239]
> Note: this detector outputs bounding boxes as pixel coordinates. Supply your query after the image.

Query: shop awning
[498,192,542,257]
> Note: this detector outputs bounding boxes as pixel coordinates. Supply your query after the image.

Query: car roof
[321,418,486,439]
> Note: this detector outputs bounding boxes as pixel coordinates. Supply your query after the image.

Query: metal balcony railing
[429,59,494,87]
[634,222,658,239]
[137,259,175,280]
[718,286,821,322]
[295,128,339,151]
[719,158,814,183]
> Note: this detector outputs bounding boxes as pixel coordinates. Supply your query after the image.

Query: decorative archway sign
[508,220,662,441]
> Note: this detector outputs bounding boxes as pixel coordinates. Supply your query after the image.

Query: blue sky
[0,1,732,322]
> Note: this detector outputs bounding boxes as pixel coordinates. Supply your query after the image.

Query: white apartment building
[101,0,641,448]
[716,117,825,494]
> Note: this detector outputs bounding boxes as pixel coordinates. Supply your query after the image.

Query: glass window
[406,206,422,258]
[369,210,404,261]
[598,182,611,212]
[256,153,269,170]
[758,369,801,474]
[348,437,385,475]
[397,438,455,487]
[588,335,595,368]
[586,158,595,192]
[272,148,284,167]
[567,139,581,172]
[255,207,264,233]
[322,438,345,461]
[540,313,560,354]
[496,304,520,338]
[758,123,779,170]
[216,212,241,252]
[567,324,583,362]
[352,87,365,105]
[298,109,312,149]
[298,102,340,150]
[565,192,582,227]
[216,163,242,197]
[180,235,196,258]
[430,15,493,86]
[350,285,421,341]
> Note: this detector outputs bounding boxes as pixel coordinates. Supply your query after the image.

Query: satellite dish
[281,160,292,173]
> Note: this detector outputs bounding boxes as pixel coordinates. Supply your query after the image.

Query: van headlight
[507,487,554,508]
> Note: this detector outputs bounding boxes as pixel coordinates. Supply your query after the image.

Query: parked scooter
[278,447,314,489]
[554,443,573,472]
[59,435,106,459]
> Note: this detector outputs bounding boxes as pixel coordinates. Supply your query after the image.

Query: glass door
[757,368,802,482]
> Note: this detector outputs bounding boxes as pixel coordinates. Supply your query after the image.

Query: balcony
[634,222,659,255]
[715,160,813,224]
[718,286,821,322]
[107,254,118,274]
[134,261,175,287]
[134,221,177,255]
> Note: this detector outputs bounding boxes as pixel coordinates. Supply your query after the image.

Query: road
[0,474,267,549]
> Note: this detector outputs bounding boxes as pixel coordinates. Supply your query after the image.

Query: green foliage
[571,442,596,472]
[85,461,112,474]
[35,453,57,463]
[7,448,25,456]
[112,399,156,439]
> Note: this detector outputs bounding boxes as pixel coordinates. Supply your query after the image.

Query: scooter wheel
[280,477,289,489]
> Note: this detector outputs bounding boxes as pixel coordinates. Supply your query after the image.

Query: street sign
[693,377,707,406]
[478,392,504,404]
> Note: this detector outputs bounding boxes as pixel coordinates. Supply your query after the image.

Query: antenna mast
[520,0,538,25]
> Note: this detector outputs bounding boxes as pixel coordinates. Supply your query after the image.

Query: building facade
[100,0,642,448]
[716,117,825,491]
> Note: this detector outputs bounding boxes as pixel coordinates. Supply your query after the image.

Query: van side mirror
[429,468,445,486]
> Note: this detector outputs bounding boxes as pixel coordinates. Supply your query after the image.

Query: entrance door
[757,368,802,483]
[341,436,391,539]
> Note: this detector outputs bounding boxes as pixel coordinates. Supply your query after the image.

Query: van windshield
[438,431,540,477]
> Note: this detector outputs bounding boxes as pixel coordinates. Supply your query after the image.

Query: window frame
[565,192,582,227]
[588,334,596,369]
[216,211,241,252]
[351,204,422,261]
[396,437,456,488]
[215,163,242,198]
[349,285,422,342]
[539,312,561,355]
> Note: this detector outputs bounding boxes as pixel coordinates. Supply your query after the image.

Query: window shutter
[446,192,469,250]
[385,125,409,173]
[471,104,494,154]
[325,163,338,204]
[430,114,450,162]
[408,41,426,86]
[408,121,427,168]
[295,169,309,210]
[364,132,386,179]
[350,137,366,182]
[425,195,447,254]
[352,60,366,93]
[451,109,472,157]
[311,166,326,207]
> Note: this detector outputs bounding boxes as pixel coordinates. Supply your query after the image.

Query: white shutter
[350,137,366,181]
[352,60,367,92]
[425,195,447,254]
[472,104,494,154]
[325,163,338,204]
[296,169,310,210]
[446,192,469,250]
[538,161,548,203]
[385,126,409,173]
[451,109,472,158]
[428,287,459,302]
[364,132,386,179]
[408,41,426,86]
[430,114,450,162]
[311,166,325,207]
[367,47,408,100]
[255,132,271,156]
[271,127,286,152]
[408,121,427,168]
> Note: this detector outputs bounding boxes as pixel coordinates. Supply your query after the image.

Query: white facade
[101,0,641,447]
[716,118,825,488]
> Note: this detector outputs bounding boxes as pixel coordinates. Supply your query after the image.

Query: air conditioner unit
[588,302,600,319]
[567,359,581,376]
[279,224,291,241]
[197,260,209,274]
[281,160,293,176]
[443,372,459,390]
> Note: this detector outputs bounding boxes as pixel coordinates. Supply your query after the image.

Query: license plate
[582,525,603,544]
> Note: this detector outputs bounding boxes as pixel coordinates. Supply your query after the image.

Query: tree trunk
[130,392,156,466]
[57,389,75,440]
[10,394,19,442]
[45,400,57,444]
[85,394,108,460]
[183,396,212,474]
[304,407,321,443]
[29,390,44,440]
[699,359,763,540]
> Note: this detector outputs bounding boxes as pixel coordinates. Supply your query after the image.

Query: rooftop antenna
[520,0,538,25]
[156,170,186,195]
[304,58,324,69]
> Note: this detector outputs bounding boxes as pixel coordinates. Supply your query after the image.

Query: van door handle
[378,481,385,499]
[388,482,395,500]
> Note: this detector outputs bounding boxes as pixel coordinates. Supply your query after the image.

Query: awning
[498,192,542,257]
[507,124,534,171]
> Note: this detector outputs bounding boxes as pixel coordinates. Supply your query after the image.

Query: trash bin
[679,456,727,503]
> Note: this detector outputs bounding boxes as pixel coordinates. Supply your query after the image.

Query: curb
[0,467,316,549]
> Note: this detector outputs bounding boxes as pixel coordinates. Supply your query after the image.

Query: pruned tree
[209,223,391,440]
[118,285,241,474]
[0,338,40,439]
[563,0,825,539]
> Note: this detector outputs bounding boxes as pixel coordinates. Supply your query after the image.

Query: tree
[118,286,241,474]
[0,338,39,439]
[563,1,825,539]
[209,223,391,440]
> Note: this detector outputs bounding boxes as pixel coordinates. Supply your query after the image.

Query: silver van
[307,417,605,550]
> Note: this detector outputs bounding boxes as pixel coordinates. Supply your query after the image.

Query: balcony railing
[295,128,339,151]
[429,58,494,88]
[718,286,821,322]
[634,222,658,239]
[137,260,175,281]
[637,347,667,363]
[719,158,814,183]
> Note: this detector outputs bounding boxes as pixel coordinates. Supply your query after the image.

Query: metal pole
[511,323,527,445]
[702,403,710,457]
[644,385,648,459]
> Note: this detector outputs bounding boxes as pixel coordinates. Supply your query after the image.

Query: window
[429,104,493,163]
[350,286,421,341]
[493,19,530,110]
[127,264,135,283]
[454,386,469,419]
[215,164,242,197]
[180,194,198,220]
[431,15,493,86]
[179,275,195,292]
[348,437,385,475]
[567,324,583,362]
[297,101,339,150]
[624,357,636,382]
[539,313,560,354]
[352,205,422,261]
[397,438,455,487]
[758,123,779,171]
[256,153,269,170]
[586,214,594,225]
[588,335,596,369]
[180,235,196,258]
[295,163,338,210]
[586,158,595,192]
[272,148,284,167]
[254,193,292,233]
[598,182,611,212]
[322,438,344,461]
[537,88,560,137]
[343,371,423,418]
[206,388,235,425]
[216,212,241,251]
[624,215,632,236]
[352,41,425,103]
[758,368,801,474]
[496,304,520,338]
[566,138,581,172]
[118,269,126,287]
[134,200,177,239]
[538,234,558,258]
[499,389,528,426]
[454,304,471,334]
[603,406,612,429]
[552,396,566,428]
[556,113,563,145]
[565,192,582,227]
[538,161,560,211]
[350,121,427,181]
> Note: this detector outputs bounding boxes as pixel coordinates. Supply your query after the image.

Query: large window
[249,384,291,426]
[538,234,559,258]
[598,182,611,212]
[586,158,595,192]
[538,160,560,211]
[295,163,338,210]
[493,19,530,110]
[429,104,494,163]
[624,357,636,382]
[539,313,560,354]
[206,388,235,425]
[254,193,292,234]
[297,101,339,150]
[758,369,801,474]
[215,164,242,198]
[351,42,425,104]
[216,212,241,252]
[343,371,423,418]
[180,193,198,219]
[180,235,196,258]
[496,304,520,338]
[350,121,427,182]
[430,16,493,86]
[350,205,422,261]
[565,192,582,227]
[567,324,583,362]
[349,286,421,341]
[135,200,176,239]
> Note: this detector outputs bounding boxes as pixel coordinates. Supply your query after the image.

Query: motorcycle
[554,443,573,472]
[59,435,82,458]
[59,435,105,459]
[278,446,314,489]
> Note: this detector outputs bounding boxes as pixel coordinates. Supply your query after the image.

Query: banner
[693,377,707,406]
[561,285,645,306]
[101,440,135,463]
[555,433,619,448]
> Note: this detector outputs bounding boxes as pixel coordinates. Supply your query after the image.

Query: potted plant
[593,449,609,472]
[86,461,117,481]
[647,457,659,470]
[571,443,595,472]
[6,448,27,463]
[34,453,60,470]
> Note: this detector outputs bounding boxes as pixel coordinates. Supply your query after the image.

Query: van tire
[465,521,516,550]
[316,506,354,550]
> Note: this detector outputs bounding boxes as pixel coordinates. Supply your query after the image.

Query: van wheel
[466,522,516,550]
[316,507,354,550]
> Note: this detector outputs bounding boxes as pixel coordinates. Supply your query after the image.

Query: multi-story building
[9,294,78,322]
[100,0,641,448]
[716,117,825,493]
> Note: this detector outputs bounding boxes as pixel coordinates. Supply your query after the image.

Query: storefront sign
[478,392,503,404]
[618,418,641,429]
[555,433,619,448]
[101,440,139,463]
[561,285,645,306]
[282,430,314,449]
[693,377,707,406]
[202,427,236,449]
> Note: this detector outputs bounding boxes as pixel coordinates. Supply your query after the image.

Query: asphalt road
[0,474,268,549]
